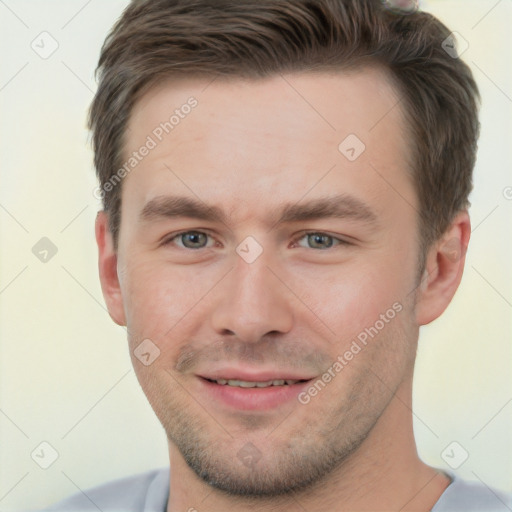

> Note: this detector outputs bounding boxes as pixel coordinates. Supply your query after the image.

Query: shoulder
[433,474,512,512]
[31,467,169,512]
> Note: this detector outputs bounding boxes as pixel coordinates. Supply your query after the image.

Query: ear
[415,211,471,326]
[95,211,126,326]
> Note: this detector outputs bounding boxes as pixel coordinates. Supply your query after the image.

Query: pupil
[183,232,206,248]
[309,233,332,249]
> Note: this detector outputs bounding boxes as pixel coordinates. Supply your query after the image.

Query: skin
[96,68,470,511]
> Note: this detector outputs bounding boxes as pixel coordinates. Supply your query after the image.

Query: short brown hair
[89,0,480,253]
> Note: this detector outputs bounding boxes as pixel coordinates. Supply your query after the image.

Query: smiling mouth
[203,377,311,388]
[199,376,315,410]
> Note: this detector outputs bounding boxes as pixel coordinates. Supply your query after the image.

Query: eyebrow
[140,194,377,226]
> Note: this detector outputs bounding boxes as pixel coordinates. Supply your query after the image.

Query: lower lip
[199,377,312,411]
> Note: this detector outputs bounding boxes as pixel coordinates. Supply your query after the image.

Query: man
[39,0,511,510]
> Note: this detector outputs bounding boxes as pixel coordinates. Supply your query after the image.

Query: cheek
[120,257,221,341]
[294,257,411,342]
[119,258,168,337]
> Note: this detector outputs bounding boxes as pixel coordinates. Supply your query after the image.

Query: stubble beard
[135,302,417,499]
[145,357,406,498]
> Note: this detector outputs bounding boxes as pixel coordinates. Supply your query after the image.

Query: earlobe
[95,211,127,326]
[415,211,471,326]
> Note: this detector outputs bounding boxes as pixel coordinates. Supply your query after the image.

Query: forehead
[122,68,415,226]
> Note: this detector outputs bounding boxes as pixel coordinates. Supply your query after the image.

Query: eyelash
[162,230,351,250]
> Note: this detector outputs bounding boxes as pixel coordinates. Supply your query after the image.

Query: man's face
[114,69,422,496]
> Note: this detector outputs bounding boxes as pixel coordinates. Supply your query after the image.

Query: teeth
[213,379,300,387]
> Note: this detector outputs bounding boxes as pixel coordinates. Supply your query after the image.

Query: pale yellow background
[0,1,511,510]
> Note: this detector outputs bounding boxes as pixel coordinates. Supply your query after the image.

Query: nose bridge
[210,250,293,341]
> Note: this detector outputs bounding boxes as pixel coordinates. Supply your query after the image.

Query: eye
[295,232,348,250]
[164,230,214,250]
[163,230,349,251]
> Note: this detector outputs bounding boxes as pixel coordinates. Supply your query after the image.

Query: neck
[166,378,450,512]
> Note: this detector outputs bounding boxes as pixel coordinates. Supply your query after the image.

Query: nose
[210,252,294,343]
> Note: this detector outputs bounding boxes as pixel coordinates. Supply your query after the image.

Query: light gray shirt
[33,467,512,511]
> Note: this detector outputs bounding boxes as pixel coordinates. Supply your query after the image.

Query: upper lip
[198,368,316,382]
